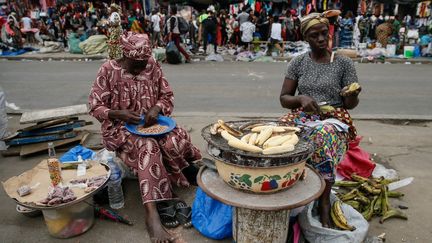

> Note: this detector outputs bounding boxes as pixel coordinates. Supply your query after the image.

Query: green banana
[331,201,356,231]
[340,189,359,201]
[361,182,381,195]
[381,185,390,215]
[345,200,361,210]
[373,195,382,216]
[354,191,370,205]
[351,174,368,183]
[362,196,378,221]
[334,181,361,187]
[388,191,405,198]
[380,208,408,223]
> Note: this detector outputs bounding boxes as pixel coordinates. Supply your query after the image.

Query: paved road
[1,60,431,117]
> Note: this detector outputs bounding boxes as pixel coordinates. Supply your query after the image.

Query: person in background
[202,8,217,54]
[1,14,23,49]
[376,18,393,48]
[239,15,255,51]
[167,5,191,62]
[151,9,162,48]
[280,12,361,228]
[268,16,284,56]
[0,85,9,151]
[339,11,354,48]
[256,9,270,41]
[107,4,122,59]
[89,32,201,243]
[237,6,249,26]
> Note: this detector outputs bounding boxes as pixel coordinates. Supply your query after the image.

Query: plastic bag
[205,53,224,62]
[191,187,232,240]
[165,41,182,64]
[298,193,369,243]
[336,136,376,180]
[59,145,96,162]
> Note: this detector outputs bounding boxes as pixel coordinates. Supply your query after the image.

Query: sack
[177,16,189,35]
[298,193,369,243]
[165,41,182,64]
[191,187,233,240]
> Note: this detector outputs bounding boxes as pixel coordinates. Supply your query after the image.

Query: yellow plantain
[331,201,356,231]
[256,127,273,146]
[348,82,361,92]
[248,132,258,145]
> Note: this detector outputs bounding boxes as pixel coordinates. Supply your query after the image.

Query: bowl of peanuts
[125,115,176,136]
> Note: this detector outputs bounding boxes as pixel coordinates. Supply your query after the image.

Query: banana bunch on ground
[211,120,301,155]
[331,200,356,231]
[334,174,408,224]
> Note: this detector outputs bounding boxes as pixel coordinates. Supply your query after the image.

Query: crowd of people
[0,1,431,58]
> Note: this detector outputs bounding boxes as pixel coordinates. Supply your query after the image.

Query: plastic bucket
[404,46,414,58]
[386,44,396,56]
[42,198,94,238]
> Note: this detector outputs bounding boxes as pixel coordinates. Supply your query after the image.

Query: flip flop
[157,201,180,229]
[174,200,192,228]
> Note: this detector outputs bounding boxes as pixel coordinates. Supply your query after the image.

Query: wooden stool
[197,165,325,243]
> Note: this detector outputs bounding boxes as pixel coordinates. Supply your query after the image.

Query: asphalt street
[0,60,431,118]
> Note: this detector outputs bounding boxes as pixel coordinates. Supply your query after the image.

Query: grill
[201,120,315,167]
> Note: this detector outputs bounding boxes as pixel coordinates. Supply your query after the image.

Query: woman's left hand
[340,86,362,97]
[144,106,162,127]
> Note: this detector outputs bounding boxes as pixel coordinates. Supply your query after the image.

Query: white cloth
[151,14,161,32]
[240,21,255,43]
[21,17,32,30]
[270,23,282,41]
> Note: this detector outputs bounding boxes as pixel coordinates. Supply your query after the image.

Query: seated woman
[279,13,361,227]
[89,31,201,242]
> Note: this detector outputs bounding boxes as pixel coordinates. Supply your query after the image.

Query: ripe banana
[218,120,243,137]
[241,133,252,143]
[320,105,335,113]
[221,130,238,141]
[262,144,295,155]
[228,138,262,153]
[331,201,356,231]
[248,133,258,145]
[379,208,408,223]
[256,127,273,146]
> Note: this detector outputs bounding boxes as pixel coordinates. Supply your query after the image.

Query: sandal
[174,200,192,228]
[157,201,180,229]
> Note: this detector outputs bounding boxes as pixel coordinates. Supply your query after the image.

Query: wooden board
[17,120,92,137]
[19,131,88,156]
[1,146,21,157]
[19,117,79,132]
[20,104,88,124]
[6,131,78,146]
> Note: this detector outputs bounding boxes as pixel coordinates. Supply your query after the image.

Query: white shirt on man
[240,21,255,43]
[21,17,32,30]
[270,23,282,41]
[151,14,161,32]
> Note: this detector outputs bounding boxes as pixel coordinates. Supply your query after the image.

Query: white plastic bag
[0,87,8,150]
[94,149,137,179]
[298,193,369,243]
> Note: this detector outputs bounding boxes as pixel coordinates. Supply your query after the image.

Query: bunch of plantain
[213,120,301,155]
[333,173,408,223]
[331,200,356,231]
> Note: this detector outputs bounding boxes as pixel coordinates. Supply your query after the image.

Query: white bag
[298,193,369,243]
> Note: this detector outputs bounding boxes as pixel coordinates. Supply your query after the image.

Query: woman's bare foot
[319,179,333,228]
[145,202,176,243]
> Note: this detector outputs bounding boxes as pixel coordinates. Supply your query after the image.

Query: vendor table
[197,165,325,243]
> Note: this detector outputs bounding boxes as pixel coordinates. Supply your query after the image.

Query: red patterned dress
[89,58,201,204]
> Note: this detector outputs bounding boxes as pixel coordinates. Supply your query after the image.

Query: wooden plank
[20,131,87,156]
[1,146,21,157]
[6,131,78,146]
[17,120,92,137]
[20,117,79,132]
[20,104,88,124]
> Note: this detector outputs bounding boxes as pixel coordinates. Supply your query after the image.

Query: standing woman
[107,4,123,60]
[339,11,354,48]
[279,12,361,227]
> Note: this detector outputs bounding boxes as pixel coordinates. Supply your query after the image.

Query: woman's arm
[280,78,320,112]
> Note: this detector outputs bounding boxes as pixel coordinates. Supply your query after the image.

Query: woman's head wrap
[300,12,330,37]
[120,31,152,60]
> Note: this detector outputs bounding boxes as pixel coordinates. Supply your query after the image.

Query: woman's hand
[108,110,141,124]
[298,95,320,113]
[144,106,161,127]
[340,86,362,97]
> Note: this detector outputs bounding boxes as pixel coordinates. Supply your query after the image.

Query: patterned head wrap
[300,12,330,37]
[120,31,152,60]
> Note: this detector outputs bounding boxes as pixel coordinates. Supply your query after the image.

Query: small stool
[197,165,325,243]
